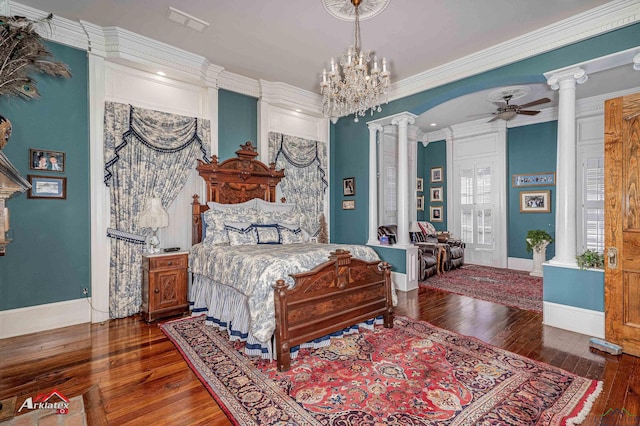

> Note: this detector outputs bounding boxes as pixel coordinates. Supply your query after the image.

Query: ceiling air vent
[166,7,209,32]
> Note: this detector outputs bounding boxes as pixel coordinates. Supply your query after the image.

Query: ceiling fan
[487,95,551,122]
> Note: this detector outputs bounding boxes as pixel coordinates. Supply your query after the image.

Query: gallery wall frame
[342,199,355,210]
[430,187,443,202]
[417,195,424,211]
[343,177,355,196]
[29,148,65,172]
[416,177,423,192]
[27,175,67,199]
[430,206,443,222]
[519,190,551,213]
[430,167,443,183]
[512,172,555,187]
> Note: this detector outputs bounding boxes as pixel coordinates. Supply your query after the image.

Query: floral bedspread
[189,243,381,343]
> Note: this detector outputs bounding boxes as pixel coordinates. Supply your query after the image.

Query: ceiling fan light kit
[320,0,391,122]
[487,92,551,123]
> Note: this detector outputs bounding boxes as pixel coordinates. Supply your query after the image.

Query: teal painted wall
[507,122,557,260]
[421,140,447,230]
[0,43,89,310]
[371,246,406,274]
[543,265,604,311]
[218,89,258,159]
[330,23,640,262]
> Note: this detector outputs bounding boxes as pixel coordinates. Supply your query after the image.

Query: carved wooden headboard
[191,141,285,245]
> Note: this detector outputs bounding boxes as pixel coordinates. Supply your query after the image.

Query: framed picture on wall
[29,149,65,172]
[431,167,443,183]
[27,175,67,199]
[430,187,443,202]
[417,195,424,211]
[519,190,551,213]
[512,172,555,187]
[416,177,424,192]
[342,200,355,210]
[343,177,355,196]
[430,206,443,222]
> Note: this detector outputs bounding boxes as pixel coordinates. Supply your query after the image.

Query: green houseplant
[576,249,604,270]
[525,229,554,253]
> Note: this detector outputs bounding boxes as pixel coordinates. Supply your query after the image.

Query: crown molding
[390,0,640,102]
[217,72,260,98]
[259,80,323,116]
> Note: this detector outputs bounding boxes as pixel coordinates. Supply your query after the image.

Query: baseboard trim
[392,271,417,292]
[508,257,533,272]
[543,301,604,338]
[0,298,91,339]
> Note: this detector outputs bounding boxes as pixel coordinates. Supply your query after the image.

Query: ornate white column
[391,114,416,247]
[546,67,587,267]
[367,123,383,244]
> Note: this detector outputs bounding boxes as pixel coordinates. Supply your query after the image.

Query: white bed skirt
[189,273,380,360]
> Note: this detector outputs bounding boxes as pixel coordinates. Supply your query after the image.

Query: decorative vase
[527,239,550,277]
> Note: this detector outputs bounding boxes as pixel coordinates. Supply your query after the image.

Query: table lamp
[139,197,169,253]
[409,221,421,243]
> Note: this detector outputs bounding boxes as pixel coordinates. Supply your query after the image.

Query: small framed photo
[343,177,355,196]
[29,149,65,172]
[342,199,355,210]
[512,172,555,187]
[431,167,443,183]
[430,206,443,222]
[417,195,424,211]
[520,190,551,213]
[27,175,67,199]
[430,187,443,202]
[416,177,424,192]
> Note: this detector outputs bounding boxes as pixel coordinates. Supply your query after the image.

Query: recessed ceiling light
[157,71,166,76]
[295,109,302,112]
[430,123,437,127]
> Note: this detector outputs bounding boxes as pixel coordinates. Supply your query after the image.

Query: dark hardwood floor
[1,287,638,425]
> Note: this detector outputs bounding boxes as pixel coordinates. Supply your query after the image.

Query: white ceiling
[11,0,640,130]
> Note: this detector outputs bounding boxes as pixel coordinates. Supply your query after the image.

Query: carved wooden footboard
[272,249,393,372]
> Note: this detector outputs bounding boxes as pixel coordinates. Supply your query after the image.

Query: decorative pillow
[417,221,437,237]
[207,199,257,211]
[279,226,306,244]
[202,209,258,245]
[256,198,296,213]
[224,222,256,245]
[258,210,303,228]
[253,224,281,244]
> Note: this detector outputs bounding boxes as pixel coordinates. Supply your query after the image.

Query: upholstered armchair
[377,224,439,280]
[411,221,465,272]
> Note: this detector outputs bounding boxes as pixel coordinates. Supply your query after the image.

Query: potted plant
[576,249,604,270]
[526,229,554,277]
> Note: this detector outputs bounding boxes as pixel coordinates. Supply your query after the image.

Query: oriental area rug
[420,264,543,312]
[161,315,601,425]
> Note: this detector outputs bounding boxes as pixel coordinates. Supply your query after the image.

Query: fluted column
[368,123,383,244]
[546,67,587,267]
[391,114,415,247]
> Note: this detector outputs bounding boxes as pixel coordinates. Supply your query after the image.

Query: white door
[378,131,398,226]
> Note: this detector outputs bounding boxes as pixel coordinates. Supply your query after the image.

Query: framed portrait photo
[27,175,67,199]
[416,177,424,192]
[343,177,355,196]
[430,206,443,222]
[417,195,424,211]
[520,190,551,213]
[430,187,443,202]
[431,167,443,183]
[512,172,555,187]
[29,149,65,172]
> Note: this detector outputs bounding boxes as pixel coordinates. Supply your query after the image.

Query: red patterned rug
[161,315,600,425]
[420,264,543,312]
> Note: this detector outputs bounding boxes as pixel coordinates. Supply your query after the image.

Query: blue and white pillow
[253,224,281,244]
[203,209,258,245]
[224,222,256,245]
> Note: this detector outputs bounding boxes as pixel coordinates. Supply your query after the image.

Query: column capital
[633,53,640,71]
[367,123,384,132]
[546,67,588,90]
[391,114,415,128]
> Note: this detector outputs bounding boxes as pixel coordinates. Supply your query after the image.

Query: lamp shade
[409,221,421,233]
[139,197,169,229]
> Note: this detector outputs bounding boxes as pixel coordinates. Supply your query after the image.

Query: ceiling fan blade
[518,97,551,109]
[517,110,541,116]
[467,112,494,118]
[487,115,500,123]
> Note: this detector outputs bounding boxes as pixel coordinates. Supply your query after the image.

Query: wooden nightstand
[141,251,189,322]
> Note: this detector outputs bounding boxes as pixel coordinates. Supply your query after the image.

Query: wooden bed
[191,142,393,371]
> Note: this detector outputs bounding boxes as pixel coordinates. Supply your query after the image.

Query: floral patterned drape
[268,132,327,236]
[104,101,210,318]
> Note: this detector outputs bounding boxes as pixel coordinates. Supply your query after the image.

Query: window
[459,165,493,249]
[582,155,604,252]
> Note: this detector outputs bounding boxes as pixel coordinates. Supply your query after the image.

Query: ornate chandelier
[320,0,391,122]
